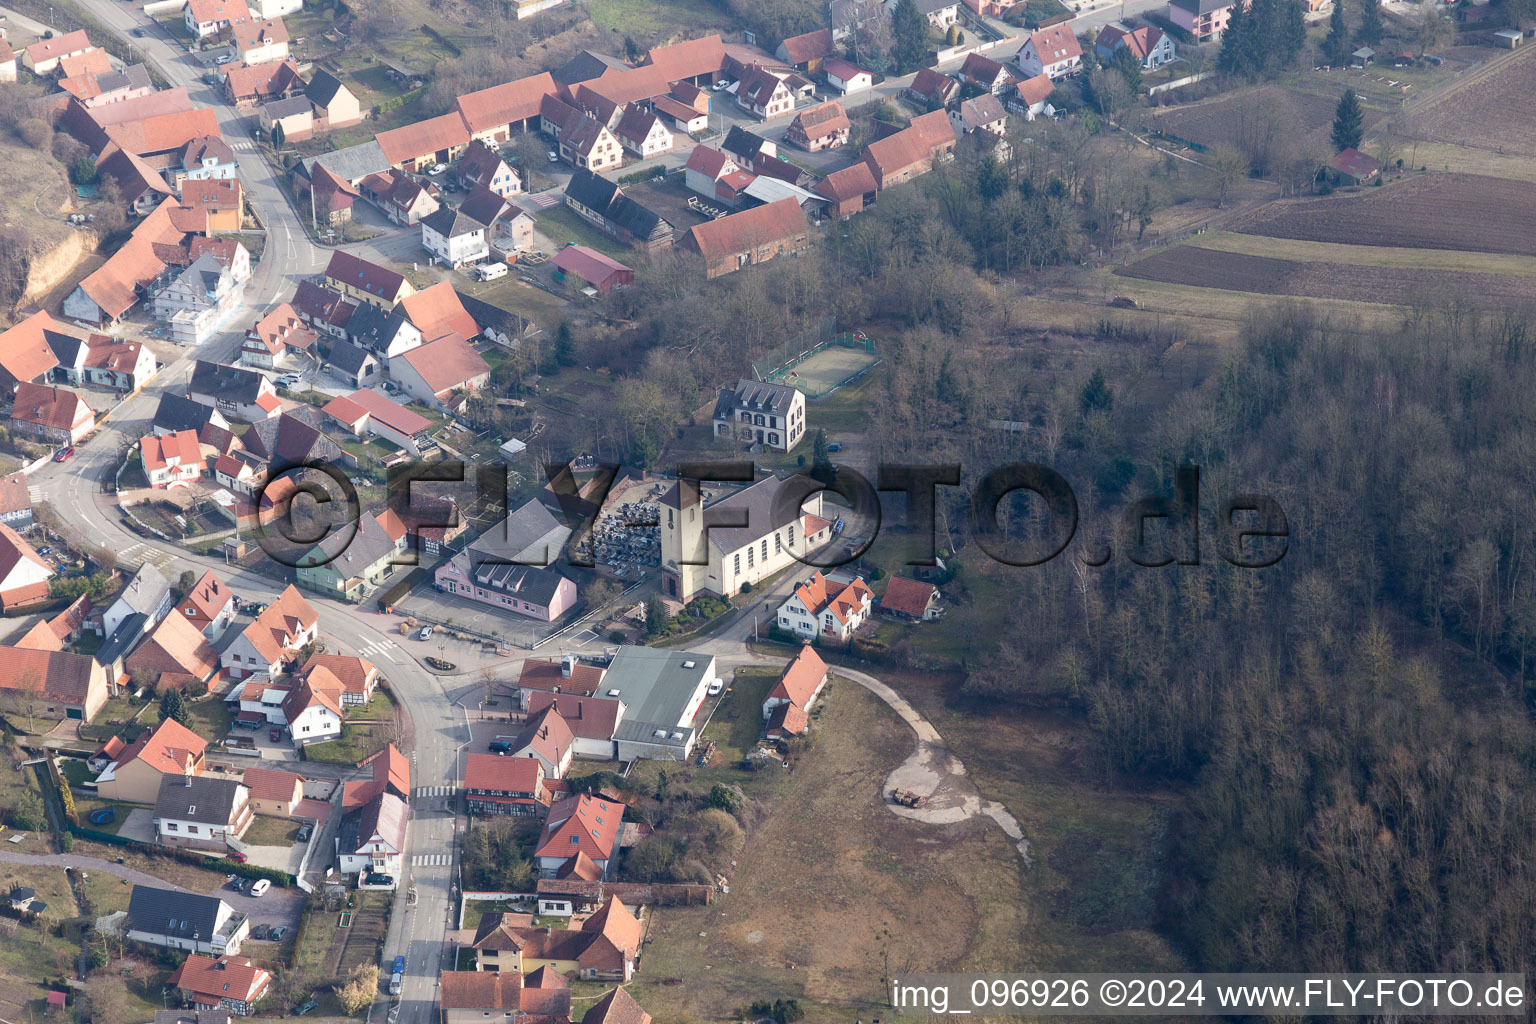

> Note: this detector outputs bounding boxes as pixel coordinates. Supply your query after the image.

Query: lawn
[243,815,301,847]
[626,678,1030,1022]
[347,688,397,723]
[303,720,396,765]
[69,838,231,894]
[533,206,636,263]
[138,697,232,746]
[0,867,79,1022]
[585,0,734,35]
[58,758,93,789]
[72,797,139,835]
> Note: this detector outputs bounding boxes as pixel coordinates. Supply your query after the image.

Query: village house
[347,303,424,362]
[1329,146,1383,185]
[321,389,434,454]
[814,161,879,219]
[140,430,204,489]
[0,40,15,83]
[459,187,536,257]
[375,111,472,173]
[279,674,344,744]
[613,106,676,160]
[906,67,960,109]
[0,474,33,531]
[439,970,572,1024]
[823,58,874,95]
[179,570,238,639]
[324,250,415,308]
[784,101,850,152]
[910,0,963,27]
[289,281,358,339]
[335,790,408,879]
[0,525,53,613]
[304,69,363,130]
[683,198,811,279]
[505,705,576,779]
[658,474,833,603]
[0,644,107,720]
[125,610,221,693]
[463,753,548,816]
[220,585,319,680]
[391,336,491,412]
[1095,21,1175,68]
[712,378,806,452]
[420,207,490,269]
[534,794,625,879]
[103,563,175,642]
[455,139,522,197]
[295,509,407,603]
[735,67,796,120]
[188,361,280,422]
[231,17,288,65]
[397,279,479,346]
[1007,73,1056,119]
[468,897,640,980]
[152,774,253,852]
[652,83,710,134]
[126,886,248,956]
[240,766,303,817]
[222,59,303,108]
[958,52,1014,94]
[0,310,64,393]
[260,96,314,143]
[83,336,159,393]
[241,302,317,369]
[152,252,246,345]
[778,570,874,641]
[949,92,1010,141]
[1017,24,1085,79]
[94,717,207,802]
[23,30,95,75]
[433,499,579,621]
[185,0,253,39]
[169,954,272,1017]
[558,116,625,173]
[1167,0,1246,41]
[303,653,379,707]
[880,575,942,621]
[358,170,440,226]
[762,644,828,739]
[563,169,675,251]
[62,63,153,107]
[11,383,95,446]
[861,109,956,189]
[683,145,750,206]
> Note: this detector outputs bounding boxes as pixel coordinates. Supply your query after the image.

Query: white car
[547,150,559,163]
[418,625,434,641]
[712,80,729,91]
[708,679,724,696]
[428,163,448,175]
[248,879,270,898]
[215,54,234,65]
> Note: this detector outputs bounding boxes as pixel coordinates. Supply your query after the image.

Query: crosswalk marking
[230,140,255,151]
[28,486,42,503]
[411,853,450,866]
[357,639,399,658]
[412,786,452,798]
[523,191,561,209]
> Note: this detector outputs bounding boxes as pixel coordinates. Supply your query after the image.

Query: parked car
[53,446,74,462]
[269,727,283,742]
[547,150,559,162]
[389,972,403,995]
[248,879,271,897]
[269,925,289,941]
[393,955,405,975]
[227,850,248,863]
[712,79,729,90]
[251,923,272,940]
[294,999,319,1016]
[417,625,433,641]
[826,442,842,452]
[428,163,448,175]
[489,740,512,754]
[296,824,312,842]
[365,873,394,887]
[37,547,51,556]
[227,876,245,891]
[215,53,233,64]
[708,679,725,696]
[131,27,145,37]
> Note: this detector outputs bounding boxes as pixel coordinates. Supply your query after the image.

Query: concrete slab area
[117,807,158,844]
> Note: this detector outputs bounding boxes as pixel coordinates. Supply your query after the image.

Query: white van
[476,262,508,282]
[248,879,271,898]
[389,972,404,995]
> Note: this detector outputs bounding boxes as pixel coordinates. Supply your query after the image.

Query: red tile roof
[25,30,92,65]
[324,250,409,303]
[0,311,64,386]
[337,387,433,436]
[11,383,92,433]
[535,792,623,862]
[104,107,222,157]
[302,652,377,699]
[685,197,807,260]
[581,986,651,1024]
[1028,24,1083,63]
[1014,72,1055,107]
[397,280,478,345]
[169,954,271,1006]
[880,576,937,618]
[789,101,849,142]
[58,48,112,79]
[525,692,620,741]
[909,67,957,101]
[768,644,827,709]
[0,522,51,590]
[778,28,832,65]
[815,161,877,202]
[240,765,301,802]
[111,717,206,775]
[863,109,955,181]
[238,584,318,663]
[232,16,288,51]
[464,752,544,795]
[125,609,220,682]
[643,35,726,81]
[456,72,558,133]
[684,144,734,179]
[396,336,489,398]
[249,301,317,356]
[582,894,641,954]
[552,245,633,289]
[223,58,302,101]
[186,0,252,25]
[376,111,471,165]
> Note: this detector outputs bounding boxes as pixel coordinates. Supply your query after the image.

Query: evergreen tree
[1112,44,1143,94]
[1080,368,1114,414]
[1356,0,1384,45]
[976,154,1008,201]
[159,689,191,726]
[891,0,928,74]
[1325,0,1351,65]
[811,428,835,484]
[1278,0,1307,67]
[1217,2,1256,76]
[1332,88,1364,150]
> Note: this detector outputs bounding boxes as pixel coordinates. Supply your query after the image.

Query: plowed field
[1228,173,1536,256]
[1114,246,1536,305]
[1147,83,1385,154]
[1407,47,1536,158]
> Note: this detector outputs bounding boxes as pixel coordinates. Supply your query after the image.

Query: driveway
[243,841,305,875]
[117,808,158,844]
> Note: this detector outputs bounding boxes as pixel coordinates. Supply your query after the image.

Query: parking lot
[396,581,567,649]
